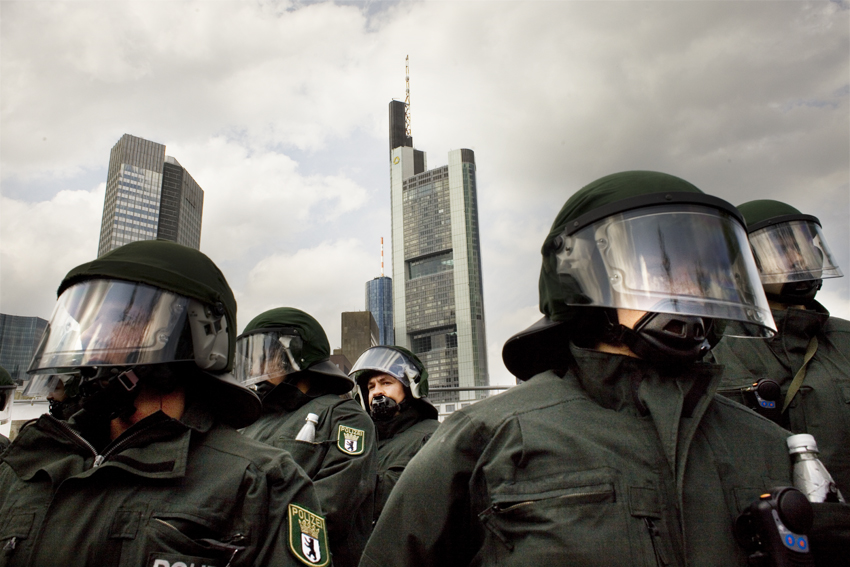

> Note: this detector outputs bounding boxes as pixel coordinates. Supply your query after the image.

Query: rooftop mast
[405,55,412,139]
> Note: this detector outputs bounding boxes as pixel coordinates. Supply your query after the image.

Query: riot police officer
[360,171,850,567]
[350,346,439,522]
[0,240,328,567]
[713,199,850,495]
[237,307,377,567]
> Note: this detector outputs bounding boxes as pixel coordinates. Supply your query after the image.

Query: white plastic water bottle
[295,413,319,442]
[787,433,845,503]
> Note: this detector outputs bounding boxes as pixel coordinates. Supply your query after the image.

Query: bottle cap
[787,433,819,455]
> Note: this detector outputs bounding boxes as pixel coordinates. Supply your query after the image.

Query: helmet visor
[22,374,62,398]
[350,347,416,386]
[748,220,843,285]
[555,204,774,337]
[234,329,303,387]
[28,279,194,374]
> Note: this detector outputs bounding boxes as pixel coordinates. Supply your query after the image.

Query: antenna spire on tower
[381,237,385,277]
[405,55,412,139]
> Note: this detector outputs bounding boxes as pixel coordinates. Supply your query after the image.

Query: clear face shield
[22,374,63,398]
[28,279,195,375]
[234,328,304,387]
[554,203,775,338]
[748,219,843,285]
[350,347,418,387]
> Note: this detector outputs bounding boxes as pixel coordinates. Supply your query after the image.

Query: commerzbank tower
[387,81,490,413]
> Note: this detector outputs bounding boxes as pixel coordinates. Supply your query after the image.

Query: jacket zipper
[644,517,669,566]
[50,415,163,469]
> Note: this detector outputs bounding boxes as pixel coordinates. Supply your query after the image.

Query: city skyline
[1,2,847,388]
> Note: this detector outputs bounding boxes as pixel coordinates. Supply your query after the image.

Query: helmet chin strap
[605,311,712,365]
[765,279,821,306]
[79,367,142,422]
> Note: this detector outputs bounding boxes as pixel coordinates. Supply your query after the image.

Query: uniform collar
[2,400,217,483]
[568,343,723,490]
[769,301,829,361]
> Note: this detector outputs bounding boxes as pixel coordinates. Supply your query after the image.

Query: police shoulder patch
[288,504,330,567]
[336,424,365,455]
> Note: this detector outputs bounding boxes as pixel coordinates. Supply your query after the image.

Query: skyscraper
[0,314,48,385]
[97,134,204,257]
[366,276,394,345]
[388,100,489,405]
[341,311,380,367]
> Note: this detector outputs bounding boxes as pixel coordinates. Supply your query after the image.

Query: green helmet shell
[241,307,353,394]
[737,199,806,231]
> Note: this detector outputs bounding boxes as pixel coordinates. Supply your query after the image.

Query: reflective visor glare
[748,221,843,284]
[556,205,774,336]
[28,280,193,373]
[351,348,408,379]
[235,333,301,387]
[22,374,61,398]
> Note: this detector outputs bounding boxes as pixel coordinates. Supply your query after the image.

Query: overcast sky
[1,0,848,387]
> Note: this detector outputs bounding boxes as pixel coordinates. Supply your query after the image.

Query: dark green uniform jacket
[0,435,8,453]
[0,402,327,567]
[372,402,439,522]
[360,345,848,567]
[713,303,850,495]
[242,383,377,567]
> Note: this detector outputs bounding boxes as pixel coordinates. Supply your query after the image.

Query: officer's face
[367,373,406,406]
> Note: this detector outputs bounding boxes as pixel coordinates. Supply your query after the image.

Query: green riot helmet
[0,365,14,425]
[350,346,436,419]
[738,200,843,305]
[504,171,776,378]
[27,240,261,429]
[236,307,353,395]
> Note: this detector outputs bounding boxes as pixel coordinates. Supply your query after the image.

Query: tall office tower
[0,314,48,384]
[388,100,489,405]
[97,134,204,257]
[366,276,394,345]
[341,311,379,367]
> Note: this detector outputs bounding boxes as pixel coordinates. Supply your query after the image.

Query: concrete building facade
[341,311,379,368]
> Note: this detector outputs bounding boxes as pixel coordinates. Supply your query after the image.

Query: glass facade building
[388,101,489,405]
[97,134,204,257]
[0,314,48,385]
[366,276,394,345]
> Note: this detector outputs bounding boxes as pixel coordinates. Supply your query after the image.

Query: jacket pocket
[478,476,626,566]
[142,513,246,567]
[0,509,36,562]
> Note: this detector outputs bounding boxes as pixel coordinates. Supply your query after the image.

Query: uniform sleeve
[249,449,331,567]
[314,400,378,566]
[360,411,489,567]
[374,422,438,521]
